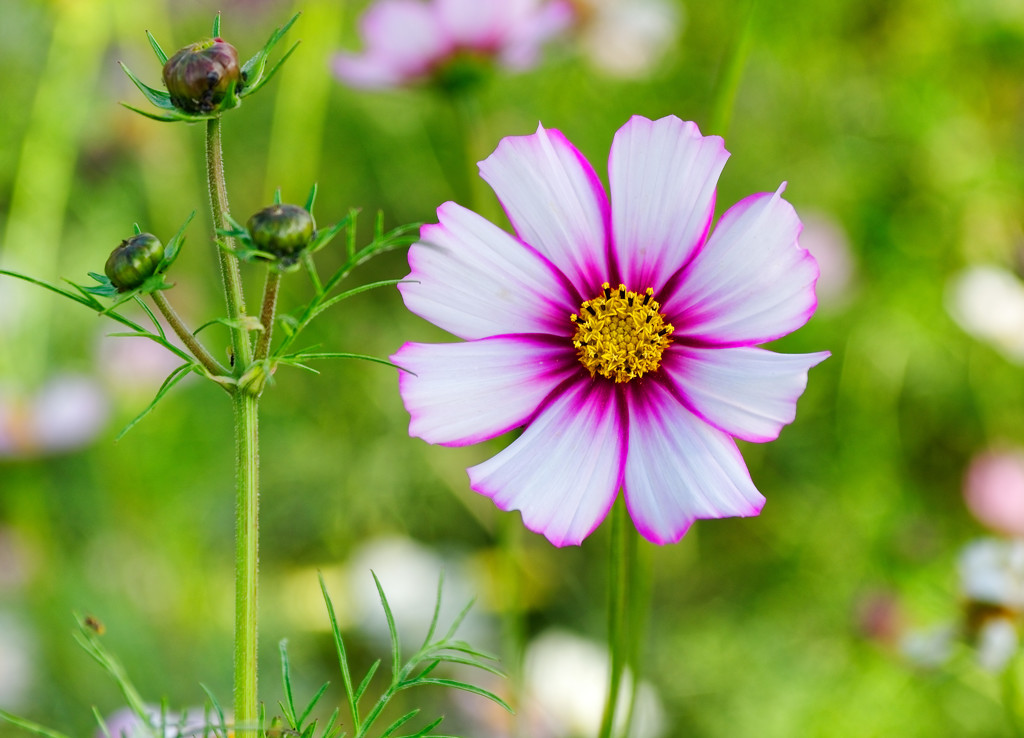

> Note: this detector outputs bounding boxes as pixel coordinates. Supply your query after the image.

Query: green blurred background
[3,0,1024,735]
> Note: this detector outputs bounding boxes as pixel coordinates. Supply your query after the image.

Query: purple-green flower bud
[162,38,241,114]
[247,204,315,266]
[104,233,164,292]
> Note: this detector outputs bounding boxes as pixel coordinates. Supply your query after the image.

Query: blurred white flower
[524,629,666,738]
[900,623,955,669]
[976,615,1018,672]
[964,448,1024,538]
[96,331,187,397]
[97,705,214,738]
[798,212,856,310]
[946,264,1024,362]
[0,373,109,458]
[0,612,34,710]
[959,538,1024,608]
[572,0,681,78]
[345,535,491,646]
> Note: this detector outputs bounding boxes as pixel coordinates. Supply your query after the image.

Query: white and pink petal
[479,124,610,296]
[667,186,819,346]
[609,115,728,294]
[392,336,578,447]
[468,379,625,546]
[662,346,830,443]
[400,201,575,341]
[623,380,765,544]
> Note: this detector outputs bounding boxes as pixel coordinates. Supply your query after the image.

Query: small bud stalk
[150,290,227,379]
[255,270,281,362]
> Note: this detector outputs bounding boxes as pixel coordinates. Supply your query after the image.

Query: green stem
[255,270,281,361]
[206,117,253,368]
[206,116,260,732]
[599,499,639,738]
[150,290,226,376]
[707,0,758,138]
[233,389,260,734]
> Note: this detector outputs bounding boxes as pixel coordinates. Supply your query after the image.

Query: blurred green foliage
[3,0,1024,735]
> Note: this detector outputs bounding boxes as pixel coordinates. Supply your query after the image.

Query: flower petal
[392,336,579,447]
[478,124,610,297]
[623,380,764,544]
[663,347,829,443]
[609,115,728,294]
[666,185,819,346]
[400,201,575,340]
[468,380,624,546]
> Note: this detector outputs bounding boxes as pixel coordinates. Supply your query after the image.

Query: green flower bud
[162,38,241,114]
[104,233,165,292]
[247,204,315,267]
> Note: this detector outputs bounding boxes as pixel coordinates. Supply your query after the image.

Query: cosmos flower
[332,0,573,90]
[946,264,1024,363]
[392,115,828,546]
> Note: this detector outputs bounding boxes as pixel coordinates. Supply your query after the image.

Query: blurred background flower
[332,0,573,90]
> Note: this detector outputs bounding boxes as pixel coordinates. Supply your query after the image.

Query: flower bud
[246,204,315,267]
[104,233,164,292]
[162,38,241,114]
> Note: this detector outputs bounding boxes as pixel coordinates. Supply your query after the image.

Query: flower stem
[255,270,281,361]
[233,388,260,734]
[206,116,260,731]
[149,290,226,377]
[599,498,640,738]
[206,117,253,369]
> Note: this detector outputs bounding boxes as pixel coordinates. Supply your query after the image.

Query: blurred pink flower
[964,449,1024,537]
[333,0,573,89]
[393,115,827,546]
[0,374,108,459]
[798,212,856,310]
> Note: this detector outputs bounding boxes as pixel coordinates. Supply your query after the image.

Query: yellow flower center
[571,282,674,383]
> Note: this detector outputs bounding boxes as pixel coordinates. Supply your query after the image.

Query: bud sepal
[80,211,195,307]
[120,13,299,122]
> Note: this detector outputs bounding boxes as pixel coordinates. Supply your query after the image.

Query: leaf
[114,363,194,441]
[195,315,265,335]
[377,710,419,738]
[211,12,222,37]
[0,269,101,310]
[241,13,301,89]
[284,352,406,373]
[145,30,168,64]
[298,681,331,727]
[319,573,360,727]
[353,660,380,704]
[421,571,445,652]
[160,210,197,268]
[400,717,444,738]
[118,62,175,109]
[306,280,407,323]
[371,572,403,686]
[199,684,229,735]
[280,640,298,725]
[305,183,318,213]
[400,678,512,713]
[0,710,73,738]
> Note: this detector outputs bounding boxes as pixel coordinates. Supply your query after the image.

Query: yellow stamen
[571,282,674,383]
